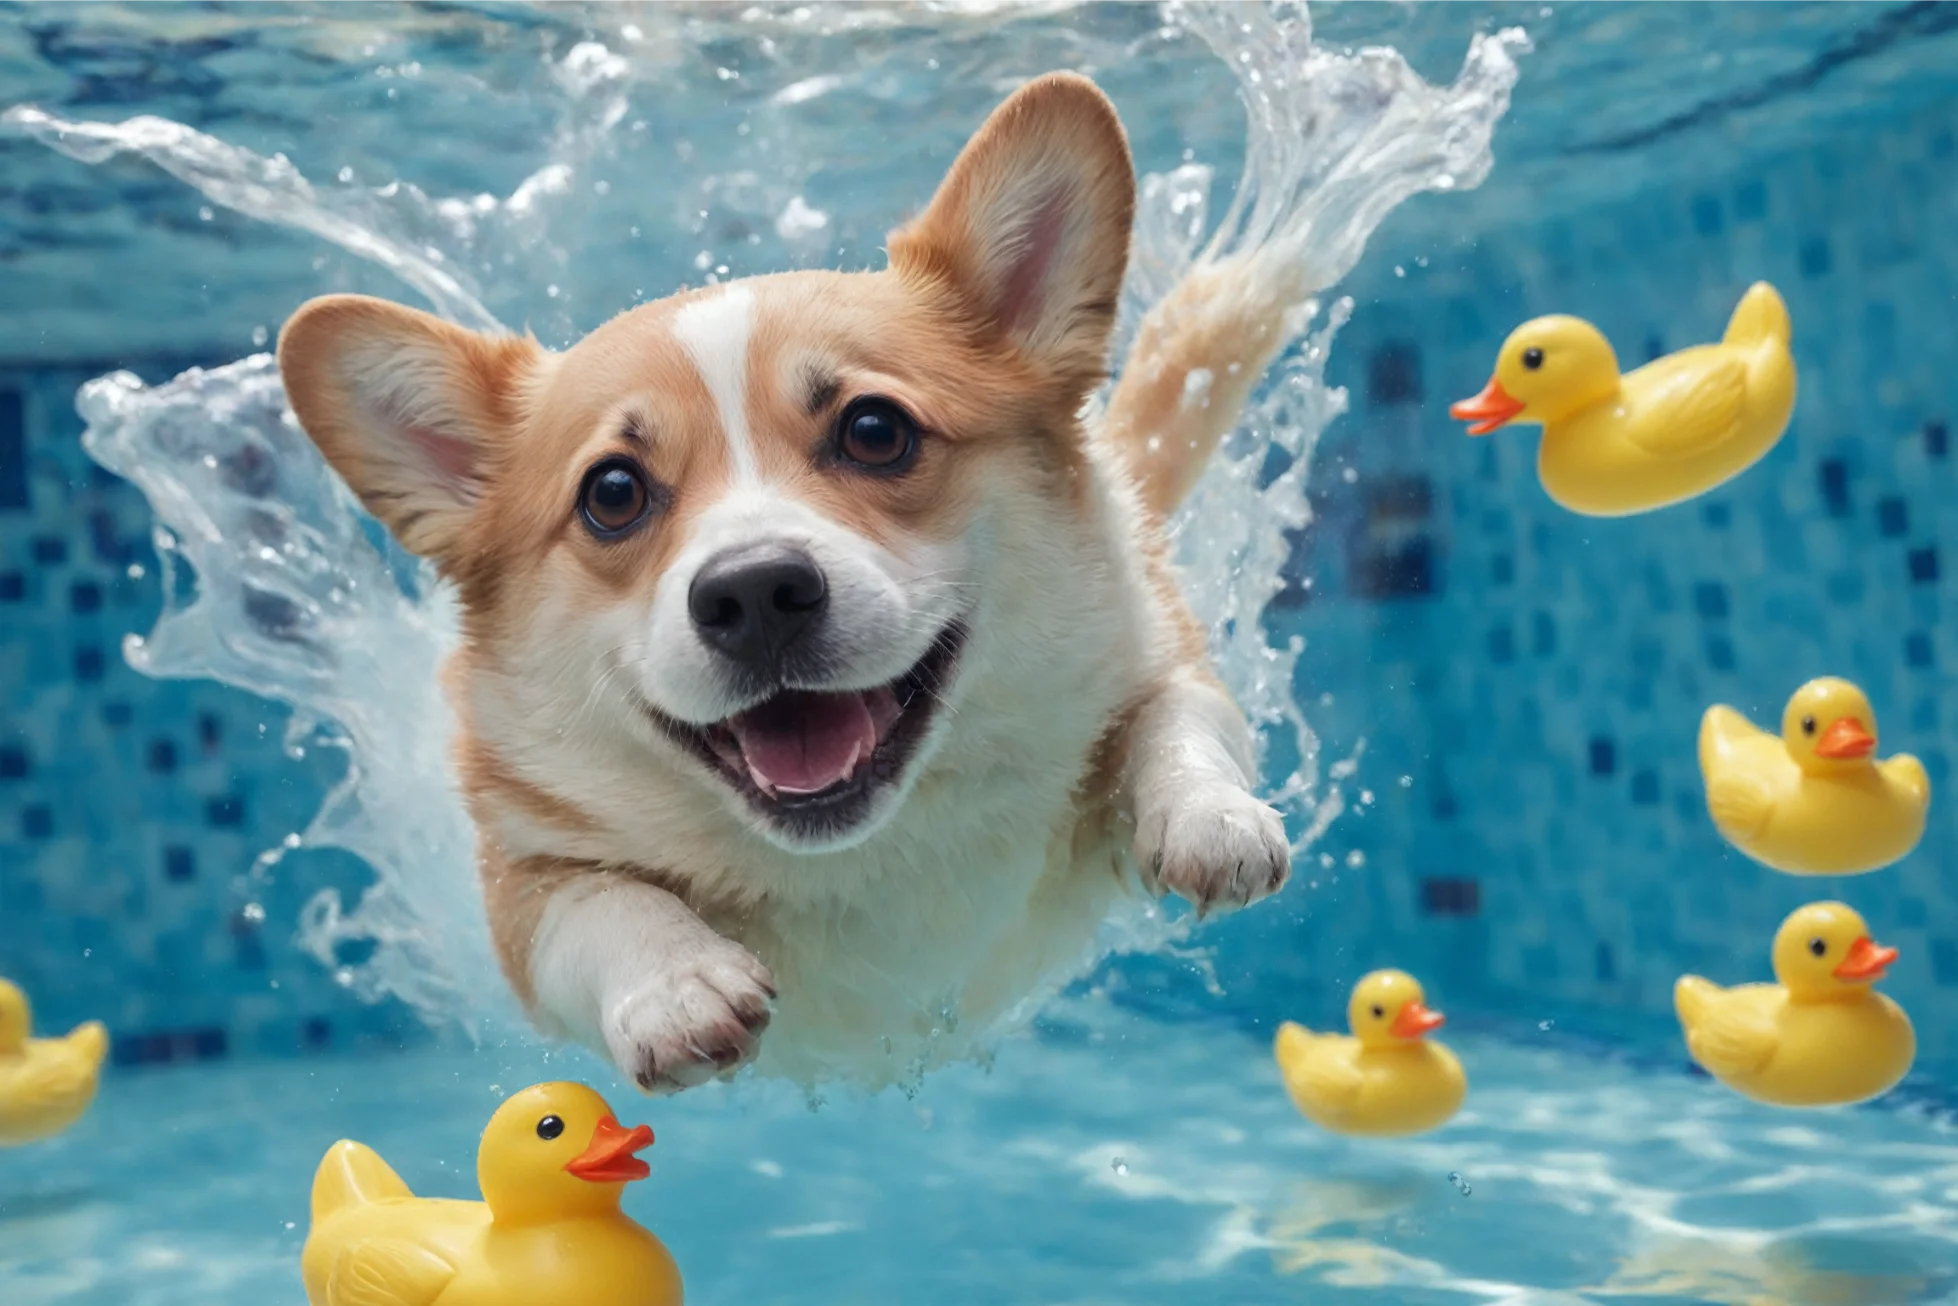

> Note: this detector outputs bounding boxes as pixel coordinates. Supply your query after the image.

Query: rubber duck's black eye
[1801,715,1817,736]
[1370,1005,1385,1019]
[580,459,654,538]
[536,1114,565,1141]
[1808,937,1827,958]
[1522,347,1545,370]
[836,398,919,472]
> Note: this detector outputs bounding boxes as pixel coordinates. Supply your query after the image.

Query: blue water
[5,2,1958,1302]
[6,999,1957,1305]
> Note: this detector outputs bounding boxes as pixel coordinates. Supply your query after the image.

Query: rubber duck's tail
[1274,1020,1317,1064]
[66,1020,108,1068]
[1723,281,1791,348]
[311,1140,413,1223]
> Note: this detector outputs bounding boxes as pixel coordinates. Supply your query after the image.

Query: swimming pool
[5,3,1958,1302]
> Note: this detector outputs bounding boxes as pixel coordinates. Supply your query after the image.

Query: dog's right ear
[277,295,544,561]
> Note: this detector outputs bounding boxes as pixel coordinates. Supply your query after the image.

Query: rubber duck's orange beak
[1832,936,1898,982]
[1450,379,1526,435]
[1813,717,1876,760]
[1390,1000,1446,1039]
[564,1114,655,1184]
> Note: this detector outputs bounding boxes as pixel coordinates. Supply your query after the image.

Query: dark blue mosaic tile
[1878,497,1909,538]
[164,846,195,883]
[0,389,25,510]
[1589,738,1616,777]
[68,579,102,613]
[205,795,246,828]
[1702,501,1730,529]
[1798,235,1832,277]
[1693,582,1728,619]
[1631,770,1660,805]
[31,536,67,565]
[1928,420,1948,458]
[146,739,177,773]
[0,571,22,601]
[1907,631,1934,668]
[1488,625,1515,663]
[21,805,53,839]
[0,745,26,779]
[1689,194,1722,236]
[1420,877,1480,916]
[1596,942,1617,982]
[1818,458,1851,516]
[73,645,104,682]
[1933,940,1958,988]
[1491,553,1513,585]
[1733,177,1767,221]
[1909,547,1939,584]
[1366,340,1422,407]
[303,1016,333,1049]
[101,700,132,728]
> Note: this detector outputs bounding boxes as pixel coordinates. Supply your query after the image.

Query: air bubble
[1111,1158,1130,1176]
[1449,1172,1472,1196]
[1345,850,1366,869]
[242,902,266,924]
[251,325,268,347]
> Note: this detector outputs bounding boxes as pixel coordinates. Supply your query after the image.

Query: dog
[277,72,1296,1093]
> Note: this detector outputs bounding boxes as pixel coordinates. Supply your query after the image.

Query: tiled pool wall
[3,95,1955,1081]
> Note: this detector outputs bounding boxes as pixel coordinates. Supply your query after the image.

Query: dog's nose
[688,544,829,665]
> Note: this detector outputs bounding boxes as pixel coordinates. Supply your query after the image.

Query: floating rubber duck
[1675,901,1913,1107]
[1700,677,1928,875]
[1450,281,1795,516]
[302,1082,683,1306]
[1274,970,1466,1137]
[0,977,108,1147]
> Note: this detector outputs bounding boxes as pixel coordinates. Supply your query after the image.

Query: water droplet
[251,325,269,347]
[546,284,560,299]
[1111,1158,1130,1176]
[1360,788,1375,805]
[82,947,92,958]
[284,1221,296,1231]
[1399,775,1413,788]
[198,205,214,221]
[1538,1019,1554,1031]
[126,563,145,580]
[242,902,266,924]
[1345,850,1366,869]
[336,166,354,184]
[1341,466,1358,483]
[1449,1171,1471,1196]
[1394,264,1406,277]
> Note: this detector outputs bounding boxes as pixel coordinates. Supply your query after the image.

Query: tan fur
[278,73,1291,1092]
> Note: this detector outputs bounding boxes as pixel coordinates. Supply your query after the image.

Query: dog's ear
[889,72,1134,390]
[277,295,544,561]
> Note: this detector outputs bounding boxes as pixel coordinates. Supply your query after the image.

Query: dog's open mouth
[651,623,966,837]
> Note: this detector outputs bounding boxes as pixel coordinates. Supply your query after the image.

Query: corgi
[276,73,1296,1093]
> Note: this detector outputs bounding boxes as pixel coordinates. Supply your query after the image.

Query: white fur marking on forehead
[673,284,759,483]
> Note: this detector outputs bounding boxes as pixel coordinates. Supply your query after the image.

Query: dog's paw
[1136,781,1290,917]
[601,937,777,1094]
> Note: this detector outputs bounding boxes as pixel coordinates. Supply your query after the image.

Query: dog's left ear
[889,72,1134,391]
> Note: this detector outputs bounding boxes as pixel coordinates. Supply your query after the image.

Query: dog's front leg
[1124,671,1291,916]
[500,863,777,1093]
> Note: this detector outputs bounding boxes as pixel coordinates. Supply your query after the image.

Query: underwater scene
[3,2,1958,1302]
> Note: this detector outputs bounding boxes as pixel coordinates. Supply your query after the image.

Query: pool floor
[3,995,1956,1304]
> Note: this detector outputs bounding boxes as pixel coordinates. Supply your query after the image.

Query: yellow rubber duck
[1450,281,1795,516]
[1674,901,1913,1107]
[1273,970,1466,1137]
[302,1082,683,1306]
[1700,677,1928,875]
[0,977,108,1147]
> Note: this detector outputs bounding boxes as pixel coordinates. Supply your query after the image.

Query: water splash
[8,3,1525,1036]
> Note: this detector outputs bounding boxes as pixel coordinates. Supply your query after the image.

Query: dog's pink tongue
[731,691,876,795]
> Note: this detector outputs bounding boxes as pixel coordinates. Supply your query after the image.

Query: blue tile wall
[0,365,419,1063]
[1231,94,1958,1083]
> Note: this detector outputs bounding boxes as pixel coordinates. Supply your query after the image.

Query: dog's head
[278,74,1134,853]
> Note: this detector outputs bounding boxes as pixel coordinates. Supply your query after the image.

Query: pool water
[5,998,1956,1305]
[6,2,1958,1302]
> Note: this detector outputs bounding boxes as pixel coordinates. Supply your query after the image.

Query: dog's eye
[536,1114,565,1141]
[580,459,652,537]
[836,398,918,472]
